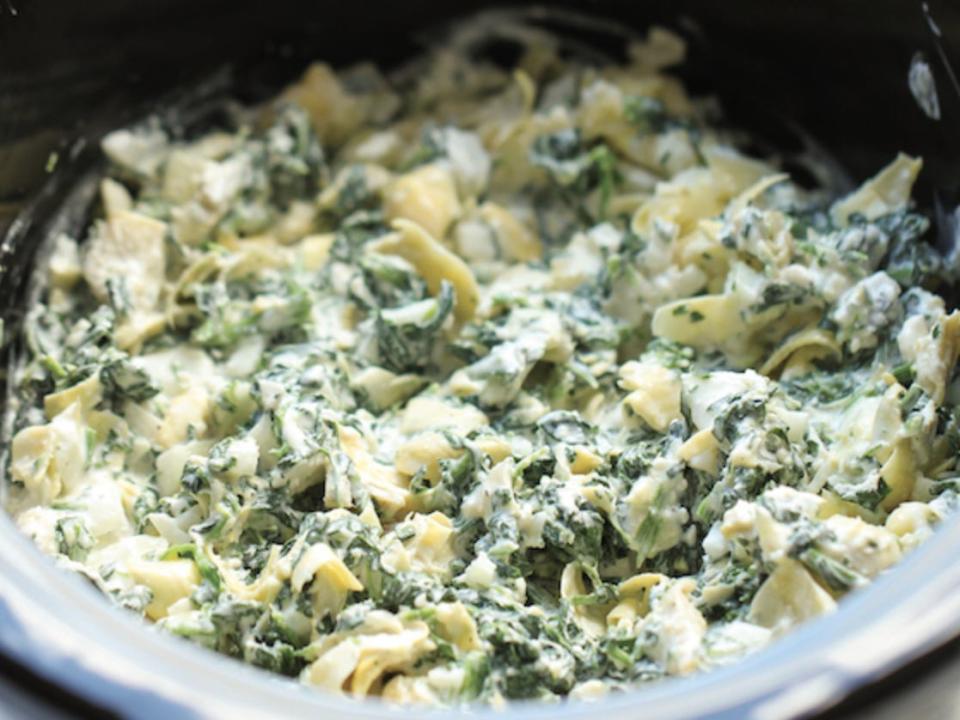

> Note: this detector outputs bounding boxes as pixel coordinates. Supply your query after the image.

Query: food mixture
[4,20,960,705]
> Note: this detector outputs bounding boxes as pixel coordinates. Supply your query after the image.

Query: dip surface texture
[5,21,959,706]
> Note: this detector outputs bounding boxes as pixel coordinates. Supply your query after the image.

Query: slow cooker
[1,2,959,717]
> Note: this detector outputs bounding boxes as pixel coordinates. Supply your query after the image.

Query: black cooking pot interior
[0,0,958,716]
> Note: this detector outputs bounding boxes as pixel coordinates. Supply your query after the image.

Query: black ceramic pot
[0,2,959,718]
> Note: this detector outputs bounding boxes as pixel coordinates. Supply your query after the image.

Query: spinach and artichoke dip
[5,20,960,706]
